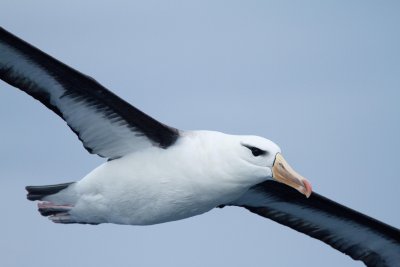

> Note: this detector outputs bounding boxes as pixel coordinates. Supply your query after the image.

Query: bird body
[1,27,399,266]
[43,131,280,225]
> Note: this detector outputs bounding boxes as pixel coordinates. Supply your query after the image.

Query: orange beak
[272,153,312,198]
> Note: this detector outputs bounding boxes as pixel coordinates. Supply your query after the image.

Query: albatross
[0,27,399,267]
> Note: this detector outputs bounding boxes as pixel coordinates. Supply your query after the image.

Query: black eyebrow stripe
[241,144,267,156]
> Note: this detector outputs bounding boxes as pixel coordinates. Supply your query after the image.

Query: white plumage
[1,27,399,267]
[46,131,280,225]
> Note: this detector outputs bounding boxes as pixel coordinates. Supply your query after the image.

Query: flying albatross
[0,27,399,267]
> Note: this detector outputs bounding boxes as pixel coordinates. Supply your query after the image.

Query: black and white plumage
[0,27,399,267]
[0,27,179,159]
[233,181,400,267]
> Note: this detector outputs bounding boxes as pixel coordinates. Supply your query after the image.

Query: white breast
[64,132,252,225]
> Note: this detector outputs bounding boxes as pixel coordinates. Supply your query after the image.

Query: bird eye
[242,144,267,157]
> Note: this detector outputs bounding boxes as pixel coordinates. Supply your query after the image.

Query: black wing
[230,181,400,267]
[0,27,179,159]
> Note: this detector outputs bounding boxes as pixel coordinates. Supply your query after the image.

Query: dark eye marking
[242,144,267,157]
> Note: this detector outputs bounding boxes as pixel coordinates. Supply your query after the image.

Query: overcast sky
[1,1,399,267]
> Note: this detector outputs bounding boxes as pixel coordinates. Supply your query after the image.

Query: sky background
[0,1,399,266]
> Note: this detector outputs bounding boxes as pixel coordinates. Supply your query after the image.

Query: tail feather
[25,182,98,224]
[25,182,74,201]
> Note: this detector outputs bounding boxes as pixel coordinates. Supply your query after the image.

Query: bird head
[235,135,312,198]
[186,131,312,198]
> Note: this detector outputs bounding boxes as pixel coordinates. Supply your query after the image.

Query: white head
[190,131,312,197]
[237,135,311,197]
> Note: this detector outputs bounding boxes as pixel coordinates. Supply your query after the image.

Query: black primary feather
[230,180,400,267]
[0,27,179,160]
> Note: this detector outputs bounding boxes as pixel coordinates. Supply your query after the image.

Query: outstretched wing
[0,27,179,159]
[230,181,400,267]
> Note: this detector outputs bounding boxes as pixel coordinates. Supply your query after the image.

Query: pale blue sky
[1,1,399,266]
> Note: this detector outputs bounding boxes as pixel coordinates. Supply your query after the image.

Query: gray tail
[25,182,74,201]
[25,182,97,225]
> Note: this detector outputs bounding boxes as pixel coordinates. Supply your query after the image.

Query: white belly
[67,151,248,225]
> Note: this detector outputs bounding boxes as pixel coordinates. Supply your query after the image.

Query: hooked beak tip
[302,179,313,198]
[272,153,312,198]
